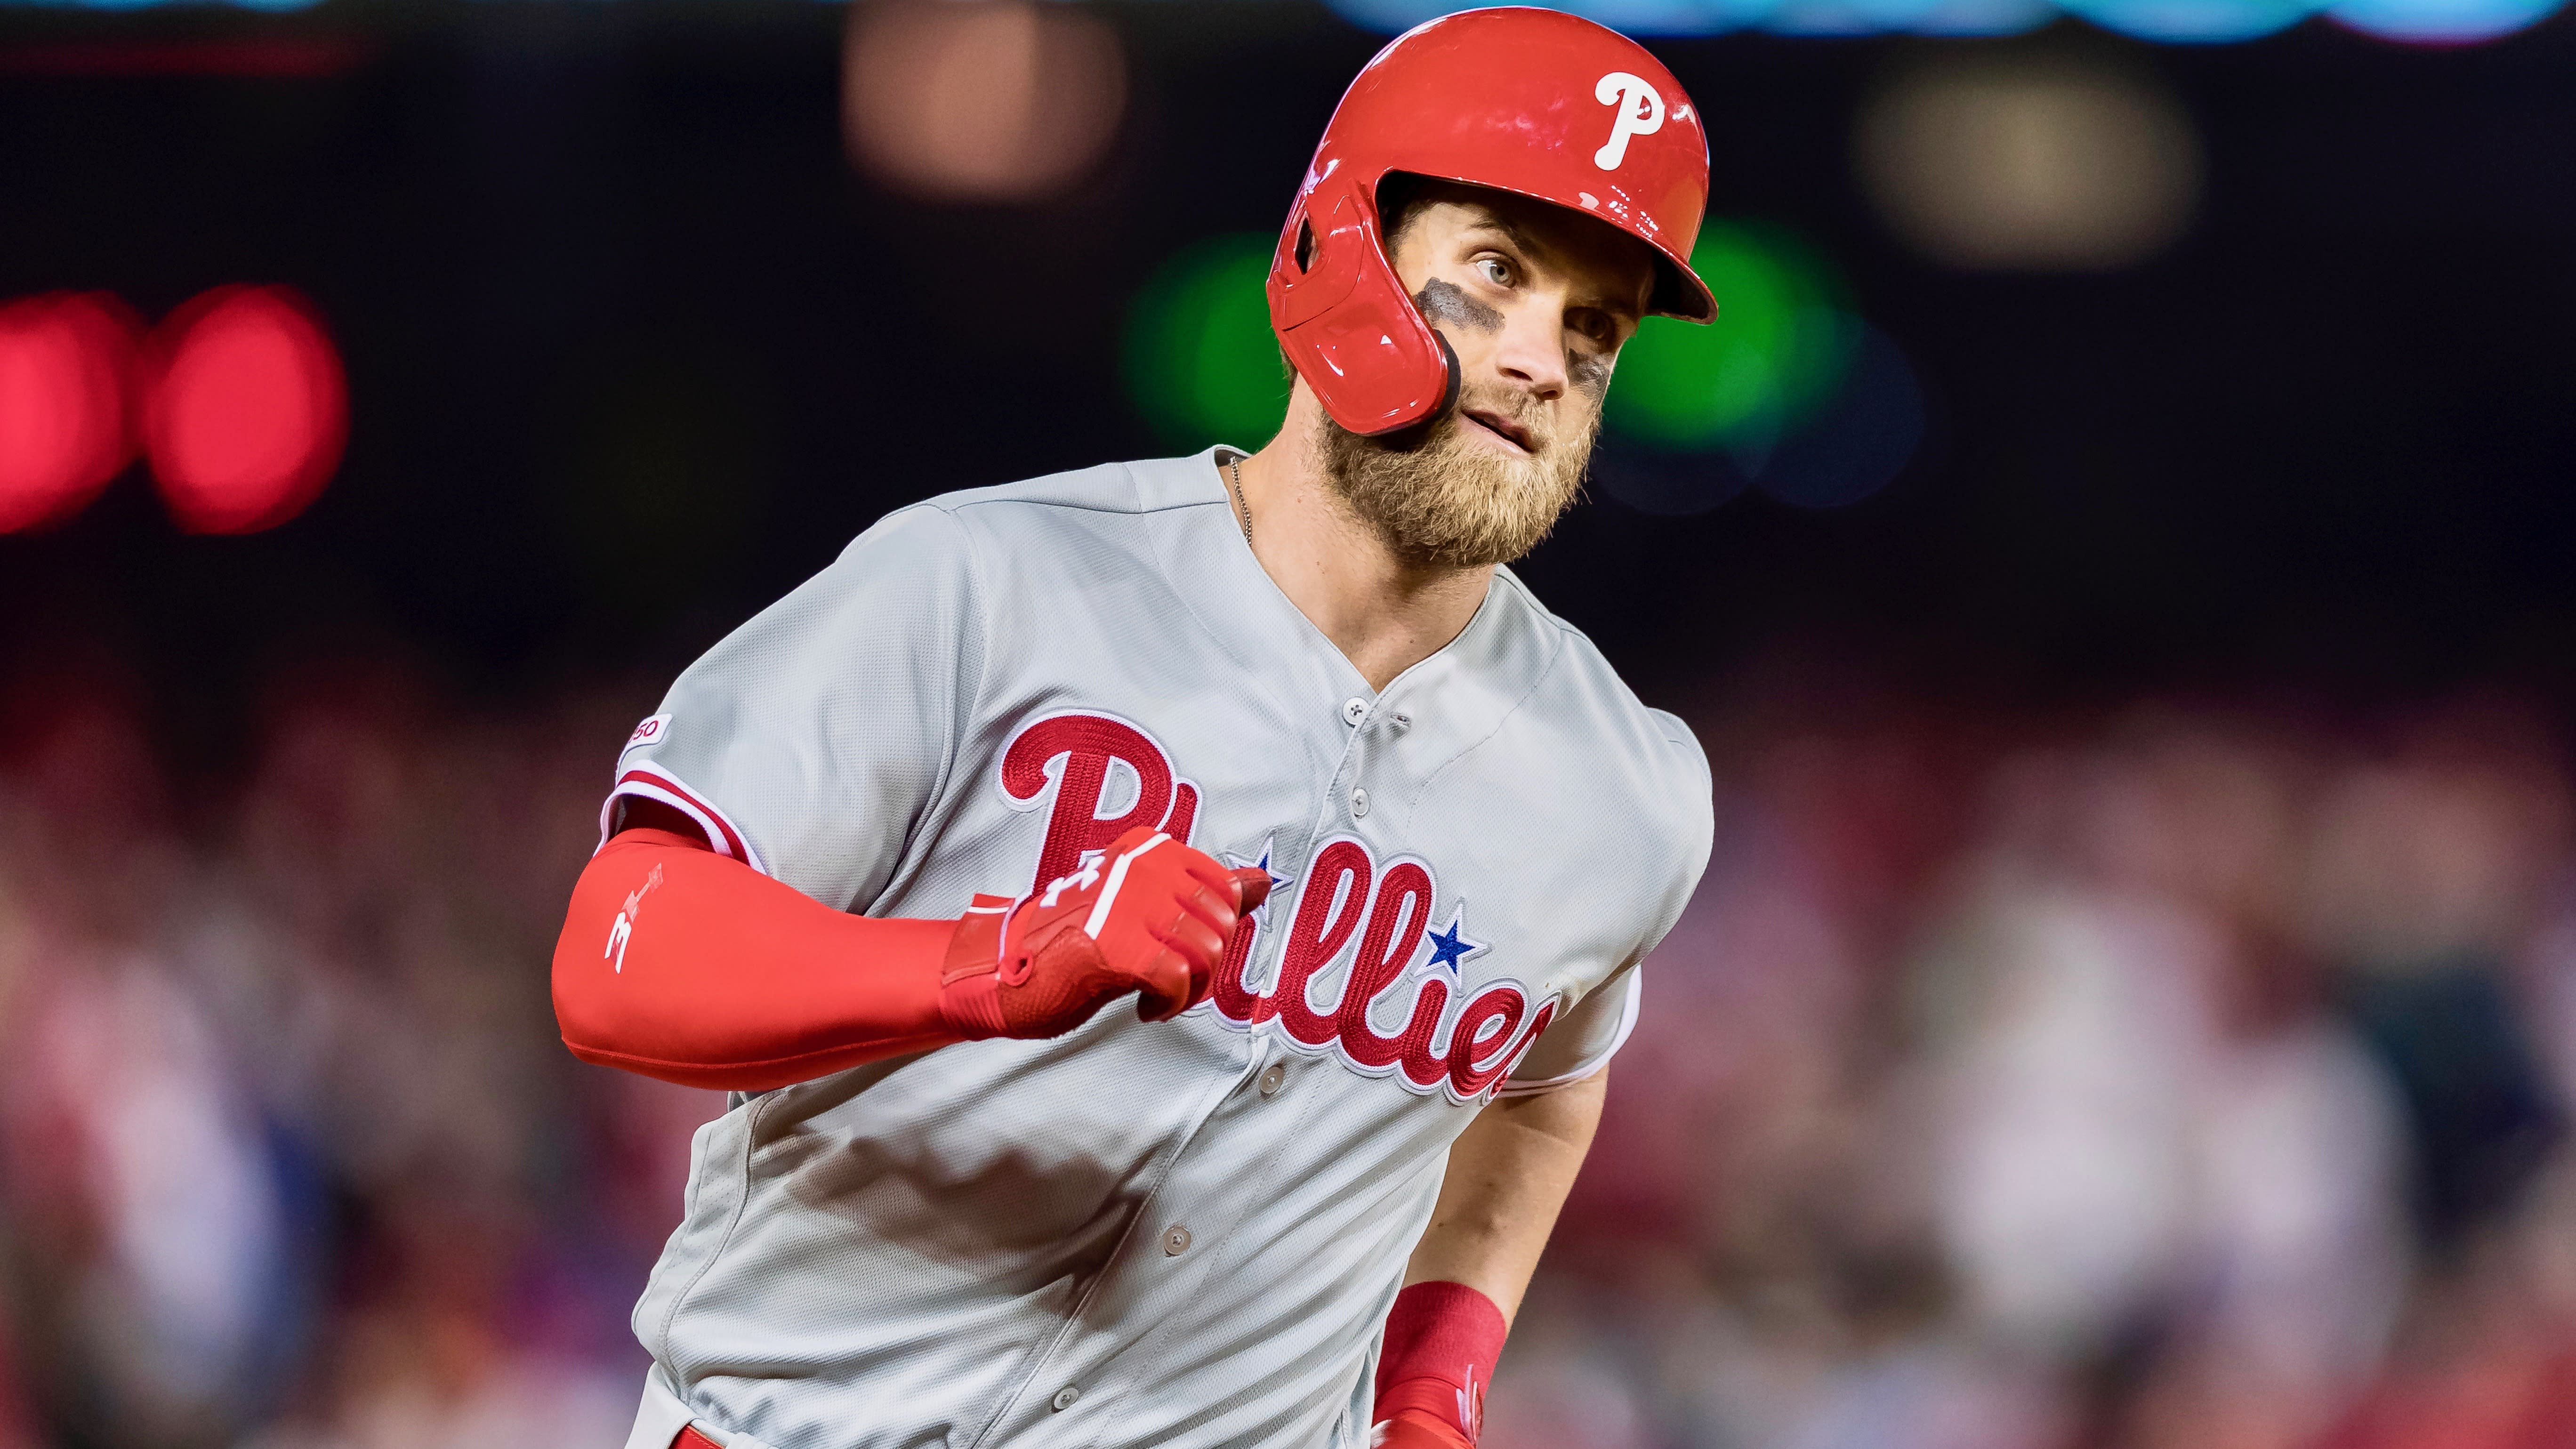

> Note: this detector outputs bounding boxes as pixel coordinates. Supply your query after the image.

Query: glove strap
[1374,1281,1507,1445]
[935,895,1016,1038]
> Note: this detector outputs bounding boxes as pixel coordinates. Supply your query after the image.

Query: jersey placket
[974,684,1378,1447]
[967,1026,1267,1448]
[1062,672,1483,1448]
[1026,1046,1337,1449]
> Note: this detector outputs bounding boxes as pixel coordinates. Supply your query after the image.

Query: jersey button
[1350,787,1370,818]
[1163,1224,1194,1256]
[1258,1062,1288,1098]
[1050,1386,1081,1412]
[1342,697,1368,727]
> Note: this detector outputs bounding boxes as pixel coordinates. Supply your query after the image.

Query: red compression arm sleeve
[552,828,964,1091]
[1374,1281,1510,1446]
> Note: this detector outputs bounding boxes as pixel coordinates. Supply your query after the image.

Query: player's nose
[1489,305,1569,402]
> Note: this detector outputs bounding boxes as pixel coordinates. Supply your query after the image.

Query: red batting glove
[1373,1281,1508,1449]
[937,826,1270,1039]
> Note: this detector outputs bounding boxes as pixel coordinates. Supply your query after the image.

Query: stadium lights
[1855,56,2202,271]
[842,0,1128,204]
[0,293,141,534]
[142,287,349,535]
[1121,222,1924,513]
[1123,235,1289,453]
[0,0,2553,48]
[0,285,347,537]
[1323,0,2569,39]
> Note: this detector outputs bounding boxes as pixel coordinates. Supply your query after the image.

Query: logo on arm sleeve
[605,862,665,974]
[621,714,672,757]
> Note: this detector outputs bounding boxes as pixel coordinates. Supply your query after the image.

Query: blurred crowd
[1501,682,2576,1449]
[0,660,690,1449]
[0,656,2569,1449]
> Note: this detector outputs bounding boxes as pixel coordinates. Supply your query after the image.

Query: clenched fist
[937,827,1270,1040]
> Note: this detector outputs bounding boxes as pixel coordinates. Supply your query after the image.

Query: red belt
[674,1429,724,1449]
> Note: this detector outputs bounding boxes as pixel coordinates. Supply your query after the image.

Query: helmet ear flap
[1268,170,1467,438]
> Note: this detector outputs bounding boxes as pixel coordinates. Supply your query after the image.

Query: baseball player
[552,10,1717,1448]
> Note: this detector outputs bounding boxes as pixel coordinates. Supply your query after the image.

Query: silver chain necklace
[1226,455,1253,546]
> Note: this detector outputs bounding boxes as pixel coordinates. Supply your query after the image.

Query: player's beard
[1319,386,1600,569]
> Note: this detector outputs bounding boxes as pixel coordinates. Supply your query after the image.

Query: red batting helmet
[1267,7,1715,438]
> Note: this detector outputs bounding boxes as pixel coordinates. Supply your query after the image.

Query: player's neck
[1230,396,1495,694]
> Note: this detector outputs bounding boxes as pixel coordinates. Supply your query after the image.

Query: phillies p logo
[1592,71,1665,170]
[999,711,1200,892]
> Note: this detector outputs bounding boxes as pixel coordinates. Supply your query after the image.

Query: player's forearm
[1372,1071,1608,1448]
[554,823,1265,1093]
[552,828,963,1091]
[1404,1068,1608,1321]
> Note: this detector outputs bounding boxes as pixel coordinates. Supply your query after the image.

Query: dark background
[7,8,2576,1449]
[8,2,2576,726]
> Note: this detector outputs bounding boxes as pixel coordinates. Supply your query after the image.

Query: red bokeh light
[141,285,348,535]
[0,292,141,534]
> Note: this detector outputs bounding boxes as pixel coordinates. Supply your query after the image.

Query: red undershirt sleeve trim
[596,760,765,874]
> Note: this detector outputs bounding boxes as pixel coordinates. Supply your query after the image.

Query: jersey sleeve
[1499,707,1710,1097]
[601,502,987,913]
[1497,963,1641,1097]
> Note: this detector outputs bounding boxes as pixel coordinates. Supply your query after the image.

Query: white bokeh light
[842,0,1128,206]
[1855,56,2203,271]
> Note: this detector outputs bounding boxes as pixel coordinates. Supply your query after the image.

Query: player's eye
[1476,256,1513,288]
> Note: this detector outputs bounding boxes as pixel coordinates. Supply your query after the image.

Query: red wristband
[1373,1281,1508,1444]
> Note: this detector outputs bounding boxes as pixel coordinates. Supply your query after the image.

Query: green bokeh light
[1124,234,1290,452]
[1607,223,1857,452]
[1126,224,1854,457]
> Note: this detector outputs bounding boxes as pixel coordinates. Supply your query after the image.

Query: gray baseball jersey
[604,447,1711,1449]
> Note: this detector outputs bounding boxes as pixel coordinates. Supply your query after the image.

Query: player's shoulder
[1481,566,1712,821]
[905,453,1218,532]
[825,452,1219,585]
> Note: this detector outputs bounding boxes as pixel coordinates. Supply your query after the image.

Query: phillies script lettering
[1209,836,1556,1103]
[1000,711,1201,886]
[1001,713,1556,1103]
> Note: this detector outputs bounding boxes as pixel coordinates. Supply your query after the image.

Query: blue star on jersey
[1222,835,1295,926]
[1423,905,1488,976]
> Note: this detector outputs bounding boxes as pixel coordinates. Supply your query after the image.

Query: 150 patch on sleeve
[622,713,672,757]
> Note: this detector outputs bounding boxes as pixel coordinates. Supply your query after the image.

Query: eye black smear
[1415,279,1503,334]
